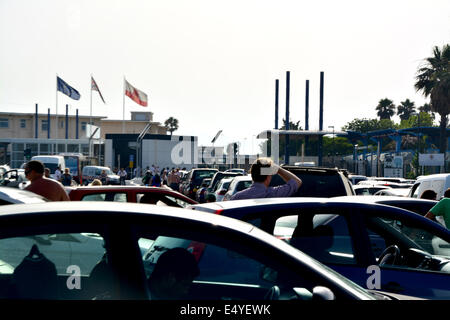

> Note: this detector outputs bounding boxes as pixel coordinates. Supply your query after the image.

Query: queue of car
[0,163,449,301]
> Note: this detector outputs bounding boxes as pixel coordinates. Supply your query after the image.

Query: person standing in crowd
[44,168,51,178]
[100,169,108,185]
[168,168,180,191]
[231,157,302,200]
[151,170,162,187]
[142,170,153,186]
[119,168,127,185]
[425,188,450,229]
[24,160,70,201]
[54,165,62,182]
[160,169,168,186]
[61,168,72,187]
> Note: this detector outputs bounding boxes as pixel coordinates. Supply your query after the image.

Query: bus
[59,153,89,185]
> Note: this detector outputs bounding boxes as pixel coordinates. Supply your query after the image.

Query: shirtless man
[24,160,70,201]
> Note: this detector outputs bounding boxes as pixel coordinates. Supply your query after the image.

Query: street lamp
[354,144,358,174]
[411,112,421,175]
[328,126,335,166]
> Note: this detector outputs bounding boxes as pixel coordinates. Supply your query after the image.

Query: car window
[364,216,450,272]
[411,184,420,198]
[0,232,107,299]
[271,172,347,197]
[139,235,314,300]
[81,193,127,202]
[275,214,356,265]
[236,180,252,192]
[164,195,191,208]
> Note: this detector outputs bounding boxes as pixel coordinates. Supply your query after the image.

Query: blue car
[190,197,450,299]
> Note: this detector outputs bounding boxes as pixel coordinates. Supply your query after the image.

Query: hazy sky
[1,0,449,153]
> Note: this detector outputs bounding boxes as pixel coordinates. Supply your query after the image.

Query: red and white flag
[91,76,106,104]
[124,79,148,107]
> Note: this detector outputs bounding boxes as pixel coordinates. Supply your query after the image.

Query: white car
[223,175,253,201]
[374,188,411,197]
[213,177,233,202]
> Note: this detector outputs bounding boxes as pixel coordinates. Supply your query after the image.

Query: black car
[0,201,377,300]
[190,198,450,299]
[270,166,354,197]
[181,168,218,199]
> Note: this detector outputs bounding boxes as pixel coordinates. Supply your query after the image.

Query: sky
[1,0,449,154]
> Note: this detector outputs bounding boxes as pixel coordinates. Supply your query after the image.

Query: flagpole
[122,76,125,134]
[90,74,93,127]
[90,74,93,159]
[56,73,58,141]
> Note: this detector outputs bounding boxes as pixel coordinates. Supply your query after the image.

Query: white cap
[260,163,280,176]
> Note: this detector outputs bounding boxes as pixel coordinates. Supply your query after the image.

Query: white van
[408,174,450,200]
[31,155,65,179]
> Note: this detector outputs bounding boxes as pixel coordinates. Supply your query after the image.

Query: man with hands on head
[230,157,302,200]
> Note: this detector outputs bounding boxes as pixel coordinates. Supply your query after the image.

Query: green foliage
[397,99,416,120]
[164,117,179,136]
[342,118,397,132]
[415,44,450,153]
[376,98,396,120]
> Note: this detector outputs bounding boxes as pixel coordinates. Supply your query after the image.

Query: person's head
[206,193,216,202]
[44,168,50,178]
[444,188,450,198]
[139,194,158,204]
[24,160,45,181]
[420,189,437,200]
[250,157,278,186]
[148,248,199,300]
[64,168,70,174]
[90,179,102,186]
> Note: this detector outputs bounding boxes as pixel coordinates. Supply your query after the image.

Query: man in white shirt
[54,166,62,181]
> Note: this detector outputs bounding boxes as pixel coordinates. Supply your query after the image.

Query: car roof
[332,195,435,203]
[0,186,47,204]
[68,185,176,191]
[353,185,391,189]
[0,201,254,233]
[190,196,400,211]
[231,175,252,181]
[190,196,436,217]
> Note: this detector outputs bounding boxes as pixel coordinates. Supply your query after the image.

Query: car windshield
[193,171,216,185]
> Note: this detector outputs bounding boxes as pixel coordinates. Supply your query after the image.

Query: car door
[359,212,450,299]
[269,209,372,290]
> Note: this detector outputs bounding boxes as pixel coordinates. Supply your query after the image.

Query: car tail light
[214,209,223,215]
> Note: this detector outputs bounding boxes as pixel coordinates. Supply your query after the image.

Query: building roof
[256,129,347,139]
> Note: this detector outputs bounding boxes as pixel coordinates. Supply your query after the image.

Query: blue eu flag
[57,76,81,100]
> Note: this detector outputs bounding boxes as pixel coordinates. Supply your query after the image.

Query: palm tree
[376,98,396,120]
[397,99,416,120]
[415,44,450,153]
[164,117,179,136]
[419,102,436,123]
